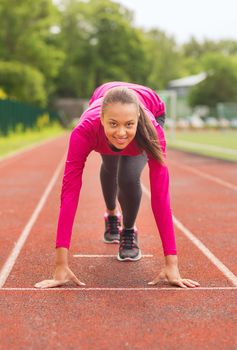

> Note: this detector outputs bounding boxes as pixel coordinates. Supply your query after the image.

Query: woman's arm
[147,125,200,288]
[35,125,95,288]
[56,126,95,249]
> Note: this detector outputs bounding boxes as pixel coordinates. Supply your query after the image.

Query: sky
[118,0,237,44]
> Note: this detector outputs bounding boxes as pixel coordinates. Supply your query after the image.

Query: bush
[36,113,50,130]
[0,87,7,99]
[0,61,47,107]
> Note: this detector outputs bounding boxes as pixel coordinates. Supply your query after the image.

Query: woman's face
[101,102,139,150]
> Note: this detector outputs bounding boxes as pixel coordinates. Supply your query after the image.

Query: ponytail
[135,105,165,164]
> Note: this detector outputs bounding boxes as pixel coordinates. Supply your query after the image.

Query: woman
[35,81,200,289]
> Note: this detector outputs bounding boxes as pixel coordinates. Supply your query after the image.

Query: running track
[0,133,236,349]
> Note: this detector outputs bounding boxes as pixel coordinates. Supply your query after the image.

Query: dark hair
[101,86,164,164]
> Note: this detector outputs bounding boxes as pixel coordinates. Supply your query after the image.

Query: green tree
[55,0,149,98]
[182,37,237,58]
[0,0,65,100]
[0,61,46,106]
[188,53,237,108]
[144,29,181,90]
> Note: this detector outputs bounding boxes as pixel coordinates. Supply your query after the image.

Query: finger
[34,280,57,289]
[170,280,188,289]
[148,280,157,285]
[186,279,200,286]
[71,274,86,286]
[34,280,54,288]
[182,279,197,288]
[34,279,69,289]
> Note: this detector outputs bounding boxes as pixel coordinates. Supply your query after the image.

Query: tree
[182,37,237,58]
[0,61,46,106]
[143,29,181,90]
[0,0,65,100]
[55,0,149,98]
[188,53,237,108]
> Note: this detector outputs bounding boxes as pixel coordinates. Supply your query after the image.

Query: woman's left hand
[148,265,200,289]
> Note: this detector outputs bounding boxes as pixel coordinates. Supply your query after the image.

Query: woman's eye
[109,122,117,127]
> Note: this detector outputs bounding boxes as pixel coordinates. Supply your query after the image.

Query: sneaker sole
[103,238,120,244]
[117,250,142,262]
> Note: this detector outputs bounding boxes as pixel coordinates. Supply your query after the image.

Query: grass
[0,122,66,158]
[166,129,237,162]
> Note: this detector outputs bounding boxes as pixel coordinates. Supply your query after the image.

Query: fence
[216,102,237,120]
[0,99,60,135]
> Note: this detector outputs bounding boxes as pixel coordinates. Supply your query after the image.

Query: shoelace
[107,216,120,234]
[120,230,136,249]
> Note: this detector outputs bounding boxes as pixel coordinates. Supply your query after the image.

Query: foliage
[143,29,181,90]
[0,0,236,107]
[0,0,65,98]
[0,61,47,106]
[188,53,237,107]
[55,0,149,97]
[0,88,7,99]
[182,37,237,58]
[36,113,50,130]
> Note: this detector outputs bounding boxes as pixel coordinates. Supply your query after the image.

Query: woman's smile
[113,137,128,145]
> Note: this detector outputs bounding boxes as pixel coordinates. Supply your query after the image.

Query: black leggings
[100,154,147,228]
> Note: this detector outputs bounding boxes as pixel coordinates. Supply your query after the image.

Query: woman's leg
[117,154,147,228]
[100,154,121,243]
[100,154,120,212]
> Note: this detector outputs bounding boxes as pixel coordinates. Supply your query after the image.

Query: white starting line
[0,287,236,291]
[73,254,153,258]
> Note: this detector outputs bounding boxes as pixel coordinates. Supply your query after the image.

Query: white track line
[169,161,237,192]
[0,134,66,167]
[141,184,237,287]
[0,155,66,288]
[73,254,153,258]
[0,287,236,291]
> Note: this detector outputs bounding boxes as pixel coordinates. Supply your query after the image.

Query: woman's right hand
[34,265,86,289]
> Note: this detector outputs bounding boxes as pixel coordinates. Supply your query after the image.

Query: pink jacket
[56,82,177,256]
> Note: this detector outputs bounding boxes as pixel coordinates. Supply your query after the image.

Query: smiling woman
[34,81,200,290]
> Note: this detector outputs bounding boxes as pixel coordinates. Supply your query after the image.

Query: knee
[118,176,140,190]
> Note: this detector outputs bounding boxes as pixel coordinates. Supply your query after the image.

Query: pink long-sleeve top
[56,82,177,256]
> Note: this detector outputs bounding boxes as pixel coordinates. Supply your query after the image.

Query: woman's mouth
[114,137,128,144]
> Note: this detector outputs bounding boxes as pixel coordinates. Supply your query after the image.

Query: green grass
[166,129,237,162]
[0,122,66,158]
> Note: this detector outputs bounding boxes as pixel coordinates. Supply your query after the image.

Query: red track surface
[0,134,237,349]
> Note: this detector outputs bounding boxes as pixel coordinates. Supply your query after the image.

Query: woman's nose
[117,127,126,137]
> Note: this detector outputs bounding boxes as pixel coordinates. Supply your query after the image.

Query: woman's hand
[148,265,200,289]
[34,265,86,289]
